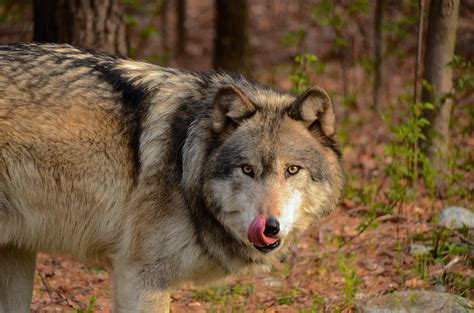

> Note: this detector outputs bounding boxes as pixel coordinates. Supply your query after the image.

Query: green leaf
[418,118,430,126]
[423,102,435,110]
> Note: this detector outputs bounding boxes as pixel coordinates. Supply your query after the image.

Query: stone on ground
[356,290,472,313]
[438,207,474,229]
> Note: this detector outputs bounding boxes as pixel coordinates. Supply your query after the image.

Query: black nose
[264,216,280,236]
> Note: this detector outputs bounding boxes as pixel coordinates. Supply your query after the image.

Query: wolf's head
[195,83,344,260]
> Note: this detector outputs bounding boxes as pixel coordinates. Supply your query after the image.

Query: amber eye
[287,165,300,176]
[241,165,254,177]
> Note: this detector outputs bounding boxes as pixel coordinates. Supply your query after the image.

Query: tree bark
[373,0,386,110]
[160,0,169,58]
[421,0,460,193]
[213,0,251,75]
[175,0,186,55]
[33,0,127,56]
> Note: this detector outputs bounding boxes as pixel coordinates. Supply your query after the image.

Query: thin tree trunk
[413,0,426,107]
[373,0,386,110]
[160,0,169,60]
[421,0,460,193]
[213,0,250,75]
[33,0,127,56]
[175,0,186,55]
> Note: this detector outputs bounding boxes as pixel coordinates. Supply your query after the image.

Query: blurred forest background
[0,0,472,312]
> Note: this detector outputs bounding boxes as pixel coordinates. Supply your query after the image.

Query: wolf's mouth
[254,240,281,253]
[248,215,281,253]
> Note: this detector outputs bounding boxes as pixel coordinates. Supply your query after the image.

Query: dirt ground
[0,0,472,312]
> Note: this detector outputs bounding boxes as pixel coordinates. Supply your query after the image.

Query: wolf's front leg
[111,265,171,313]
[0,245,37,313]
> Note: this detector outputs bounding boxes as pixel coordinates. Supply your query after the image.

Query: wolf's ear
[288,86,335,137]
[212,85,256,133]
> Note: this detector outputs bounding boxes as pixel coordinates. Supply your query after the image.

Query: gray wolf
[0,43,343,312]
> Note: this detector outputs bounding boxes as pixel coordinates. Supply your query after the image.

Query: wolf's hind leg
[0,245,36,313]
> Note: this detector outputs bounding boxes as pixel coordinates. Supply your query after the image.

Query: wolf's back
[0,43,131,107]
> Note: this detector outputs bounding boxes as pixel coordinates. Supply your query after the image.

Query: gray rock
[356,290,472,313]
[409,244,431,256]
[259,277,283,287]
[439,207,474,229]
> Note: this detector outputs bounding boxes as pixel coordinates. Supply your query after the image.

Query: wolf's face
[203,86,343,255]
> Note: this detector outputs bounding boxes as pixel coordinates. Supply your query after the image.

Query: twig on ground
[378,214,407,222]
[346,207,368,216]
[34,297,69,311]
[37,268,86,311]
[38,270,54,304]
[451,230,474,246]
[431,256,462,276]
[337,198,402,250]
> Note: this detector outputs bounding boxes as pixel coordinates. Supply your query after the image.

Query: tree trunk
[33,0,127,56]
[176,0,186,55]
[213,0,250,75]
[421,0,460,193]
[161,0,169,59]
[373,0,386,110]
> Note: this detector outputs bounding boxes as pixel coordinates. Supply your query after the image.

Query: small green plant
[409,223,473,294]
[290,53,325,94]
[413,252,430,282]
[276,287,300,305]
[124,0,167,62]
[431,227,471,261]
[446,149,471,202]
[449,55,474,98]
[446,55,474,201]
[338,253,361,308]
[192,283,254,308]
[393,241,408,287]
[383,1,418,58]
[384,94,435,193]
[310,0,369,51]
[311,294,326,311]
[74,295,97,313]
[355,94,436,235]
[442,271,474,300]
[343,174,371,204]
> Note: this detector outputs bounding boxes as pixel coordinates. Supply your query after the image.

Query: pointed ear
[288,86,336,136]
[212,85,256,133]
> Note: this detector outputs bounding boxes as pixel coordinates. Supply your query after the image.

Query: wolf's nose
[264,216,280,236]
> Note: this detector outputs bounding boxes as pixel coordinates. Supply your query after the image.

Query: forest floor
[0,0,472,312]
[30,105,473,312]
[31,196,473,312]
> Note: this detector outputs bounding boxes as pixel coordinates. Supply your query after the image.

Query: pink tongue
[247,215,278,247]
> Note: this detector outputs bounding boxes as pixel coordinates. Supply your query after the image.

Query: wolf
[0,43,343,312]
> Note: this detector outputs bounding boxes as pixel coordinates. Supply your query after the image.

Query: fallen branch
[38,271,54,304]
[451,230,474,246]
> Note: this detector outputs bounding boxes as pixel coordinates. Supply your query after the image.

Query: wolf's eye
[241,165,254,177]
[286,165,300,176]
